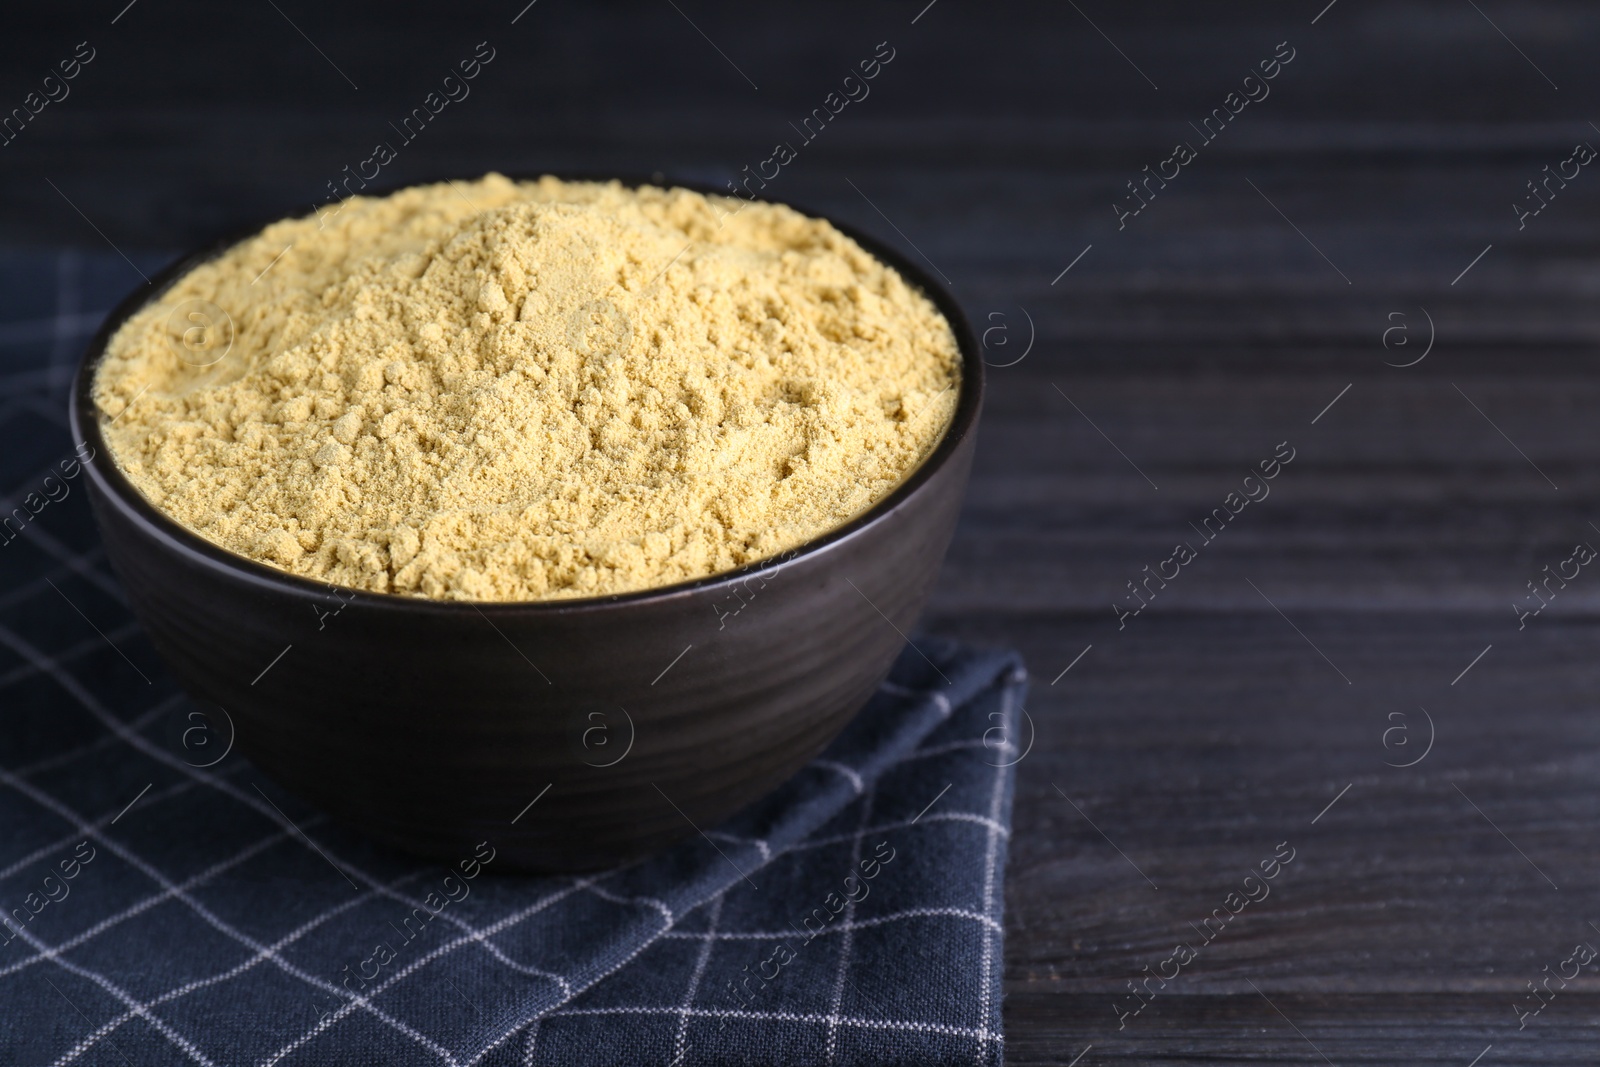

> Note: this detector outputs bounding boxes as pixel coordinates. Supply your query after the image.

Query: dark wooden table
[7,1,1600,1061]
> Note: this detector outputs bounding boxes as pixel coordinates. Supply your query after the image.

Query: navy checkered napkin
[0,251,1025,1066]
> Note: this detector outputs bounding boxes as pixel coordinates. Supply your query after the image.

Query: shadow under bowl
[69,175,983,872]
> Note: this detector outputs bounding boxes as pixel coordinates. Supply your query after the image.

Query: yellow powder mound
[93,174,961,601]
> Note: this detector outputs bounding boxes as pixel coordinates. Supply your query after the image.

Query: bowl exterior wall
[82,431,975,870]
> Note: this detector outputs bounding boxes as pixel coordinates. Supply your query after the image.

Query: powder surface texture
[93,175,961,601]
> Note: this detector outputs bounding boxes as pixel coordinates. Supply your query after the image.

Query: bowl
[68,175,983,872]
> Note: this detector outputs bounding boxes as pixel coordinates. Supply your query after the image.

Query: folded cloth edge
[457,641,1027,1064]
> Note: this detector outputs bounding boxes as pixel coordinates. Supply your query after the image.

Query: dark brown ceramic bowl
[68,175,982,872]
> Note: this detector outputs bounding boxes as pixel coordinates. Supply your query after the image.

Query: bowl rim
[68,171,984,616]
